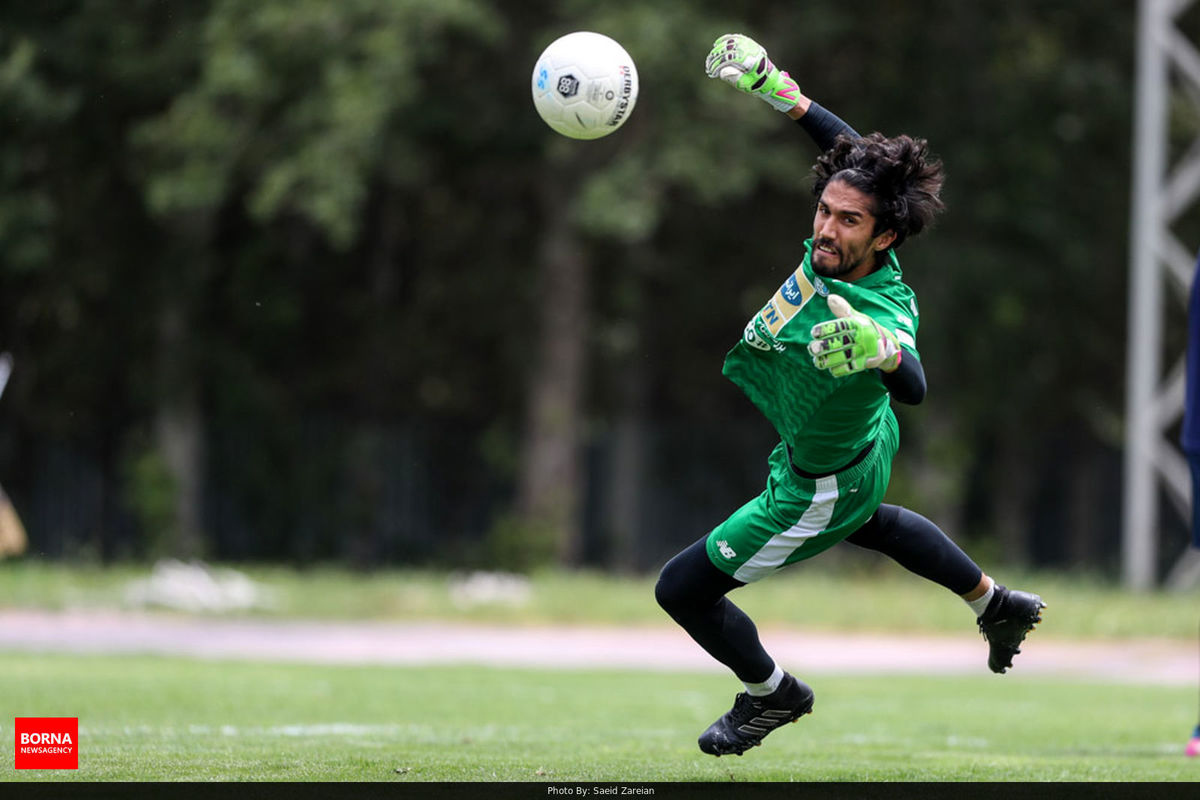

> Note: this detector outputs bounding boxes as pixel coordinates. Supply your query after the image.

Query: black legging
[654,503,983,682]
[845,504,983,595]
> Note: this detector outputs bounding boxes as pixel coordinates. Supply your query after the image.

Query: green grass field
[3,561,1199,784]
[3,652,1196,782]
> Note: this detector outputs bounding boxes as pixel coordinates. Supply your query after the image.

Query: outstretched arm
[789,101,860,151]
[705,34,860,151]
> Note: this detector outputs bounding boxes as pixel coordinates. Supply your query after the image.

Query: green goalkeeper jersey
[723,239,920,474]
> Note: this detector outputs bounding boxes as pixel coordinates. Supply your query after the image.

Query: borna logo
[14,717,78,770]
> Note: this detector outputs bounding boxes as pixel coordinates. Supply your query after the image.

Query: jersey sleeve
[796,102,860,151]
[854,287,920,361]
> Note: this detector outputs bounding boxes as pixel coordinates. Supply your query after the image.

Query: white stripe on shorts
[733,474,840,583]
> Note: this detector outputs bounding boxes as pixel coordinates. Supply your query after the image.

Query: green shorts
[706,410,899,583]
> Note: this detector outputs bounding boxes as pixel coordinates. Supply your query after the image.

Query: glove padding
[704,33,800,113]
[808,295,902,377]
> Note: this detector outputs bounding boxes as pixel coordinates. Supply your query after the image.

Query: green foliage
[119,438,179,559]
[485,513,560,573]
[0,35,79,274]
[136,0,505,249]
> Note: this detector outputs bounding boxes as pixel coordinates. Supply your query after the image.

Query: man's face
[810,179,895,280]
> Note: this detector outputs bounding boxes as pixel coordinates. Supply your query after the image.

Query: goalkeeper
[654,34,1046,758]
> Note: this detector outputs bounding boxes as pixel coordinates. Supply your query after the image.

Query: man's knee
[656,538,740,617]
[846,503,902,550]
[655,555,689,615]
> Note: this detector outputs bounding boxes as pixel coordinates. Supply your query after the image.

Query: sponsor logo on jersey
[743,314,789,354]
[761,265,816,338]
[741,265,818,355]
[743,318,772,351]
[780,275,806,306]
[716,540,737,559]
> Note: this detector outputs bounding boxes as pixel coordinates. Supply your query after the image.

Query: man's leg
[655,537,813,756]
[654,537,774,683]
[845,504,983,593]
[846,504,1045,673]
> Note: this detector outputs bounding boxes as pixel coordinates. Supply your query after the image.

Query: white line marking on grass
[268,723,405,737]
[945,735,990,748]
[112,722,524,743]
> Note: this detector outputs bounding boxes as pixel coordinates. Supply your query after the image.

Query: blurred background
[0,0,1197,585]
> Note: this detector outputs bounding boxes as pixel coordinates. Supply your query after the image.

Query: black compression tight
[845,504,983,595]
[654,504,983,682]
[654,538,774,683]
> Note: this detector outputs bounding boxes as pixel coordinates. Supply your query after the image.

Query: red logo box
[14,717,78,770]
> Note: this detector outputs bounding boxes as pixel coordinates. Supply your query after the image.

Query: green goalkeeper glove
[704,33,801,113]
[808,295,902,377]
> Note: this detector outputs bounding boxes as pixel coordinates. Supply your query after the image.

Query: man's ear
[874,229,897,251]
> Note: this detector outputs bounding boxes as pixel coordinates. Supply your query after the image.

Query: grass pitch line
[4,654,1195,781]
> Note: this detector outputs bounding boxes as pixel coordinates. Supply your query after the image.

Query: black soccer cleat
[977,584,1046,674]
[698,673,814,756]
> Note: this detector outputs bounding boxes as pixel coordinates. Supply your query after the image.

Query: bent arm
[881,350,926,405]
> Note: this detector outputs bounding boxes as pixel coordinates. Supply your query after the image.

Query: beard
[811,239,868,278]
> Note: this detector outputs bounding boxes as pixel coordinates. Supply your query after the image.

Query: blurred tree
[0,1,1163,571]
[0,1,209,557]
[132,0,509,562]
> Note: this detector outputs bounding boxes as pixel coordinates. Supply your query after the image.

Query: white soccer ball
[531,31,639,140]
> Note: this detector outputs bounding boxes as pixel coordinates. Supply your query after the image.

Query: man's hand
[704,34,800,113]
[808,295,902,377]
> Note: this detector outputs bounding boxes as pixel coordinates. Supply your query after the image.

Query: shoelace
[728,693,762,719]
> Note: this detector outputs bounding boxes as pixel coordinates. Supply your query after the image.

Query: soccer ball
[531,31,639,140]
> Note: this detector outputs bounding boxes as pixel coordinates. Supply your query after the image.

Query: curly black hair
[811,133,945,250]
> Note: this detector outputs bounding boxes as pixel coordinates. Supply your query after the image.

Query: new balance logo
[775,74,800,102]
[717,540,737,559]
